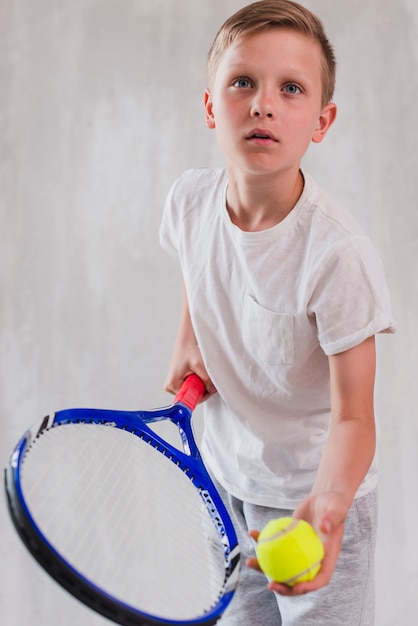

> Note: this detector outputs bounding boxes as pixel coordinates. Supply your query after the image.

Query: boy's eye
[283,83,302,95]
[232,77,252,89]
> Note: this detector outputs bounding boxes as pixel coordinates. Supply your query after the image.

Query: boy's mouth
[246,128,278,142]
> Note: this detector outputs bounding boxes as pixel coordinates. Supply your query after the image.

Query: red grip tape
[174,374,206,411]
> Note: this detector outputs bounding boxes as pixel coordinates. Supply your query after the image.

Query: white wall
[1,1,417,624]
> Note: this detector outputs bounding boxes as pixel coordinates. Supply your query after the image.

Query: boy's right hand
[164,342,217,401]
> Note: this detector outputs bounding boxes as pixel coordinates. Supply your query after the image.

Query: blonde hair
[207,0,336,105]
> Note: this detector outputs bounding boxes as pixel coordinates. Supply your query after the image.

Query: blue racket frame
[5,377,240,626]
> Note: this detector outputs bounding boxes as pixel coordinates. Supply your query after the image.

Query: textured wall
[1,1,417,624]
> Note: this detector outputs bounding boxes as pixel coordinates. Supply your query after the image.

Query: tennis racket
[4,374,240,626]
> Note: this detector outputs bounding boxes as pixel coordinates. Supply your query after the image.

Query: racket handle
[174,374,206,411]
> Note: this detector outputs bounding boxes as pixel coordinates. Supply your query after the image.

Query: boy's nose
[250,93,275,119]
[251,107,274,119]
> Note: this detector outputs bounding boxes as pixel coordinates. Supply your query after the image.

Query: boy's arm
[292,335,376,592]
[249,335,377,595]
[164,283,216,398]
[312,334,376,505]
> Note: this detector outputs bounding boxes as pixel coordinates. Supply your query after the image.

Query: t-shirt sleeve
[308,236,396,355]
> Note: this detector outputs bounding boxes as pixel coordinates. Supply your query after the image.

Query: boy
[159,1,395,624]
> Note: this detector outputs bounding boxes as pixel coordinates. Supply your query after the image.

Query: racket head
[5,393,240,625]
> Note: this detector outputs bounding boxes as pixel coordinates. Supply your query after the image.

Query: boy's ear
[204,89,216,129]
[312,102,337,144]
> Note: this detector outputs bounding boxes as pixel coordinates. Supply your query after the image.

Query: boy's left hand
[246,491,349,595]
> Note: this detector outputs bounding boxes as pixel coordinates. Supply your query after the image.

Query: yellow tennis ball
[256,517,324,586]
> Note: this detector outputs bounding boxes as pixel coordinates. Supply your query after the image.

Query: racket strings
[20,423,228,621]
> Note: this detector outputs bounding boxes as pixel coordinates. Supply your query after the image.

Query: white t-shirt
[160,168,395,508]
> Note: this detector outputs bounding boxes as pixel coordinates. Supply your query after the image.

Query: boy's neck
[225,168,304,232]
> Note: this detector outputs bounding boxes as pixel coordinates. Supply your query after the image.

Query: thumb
[319,505,346,535]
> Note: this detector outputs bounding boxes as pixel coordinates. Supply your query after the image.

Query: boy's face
[205,28,336,179]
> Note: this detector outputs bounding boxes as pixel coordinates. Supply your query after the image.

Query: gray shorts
[215,480,377,626]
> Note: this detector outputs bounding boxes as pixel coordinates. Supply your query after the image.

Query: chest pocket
[243,294,294,366]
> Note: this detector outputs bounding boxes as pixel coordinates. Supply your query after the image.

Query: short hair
[207,0,336,105]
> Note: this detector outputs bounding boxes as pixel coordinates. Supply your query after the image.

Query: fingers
[268,579,316,596]
[246,530,262,574]
[163,375,187,396]
[245,556,263,573]
[192,368,217,397]
[164,369,216,400]
[164,323,218,399]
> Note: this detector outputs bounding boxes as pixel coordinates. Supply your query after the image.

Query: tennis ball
[256,517,324,586]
